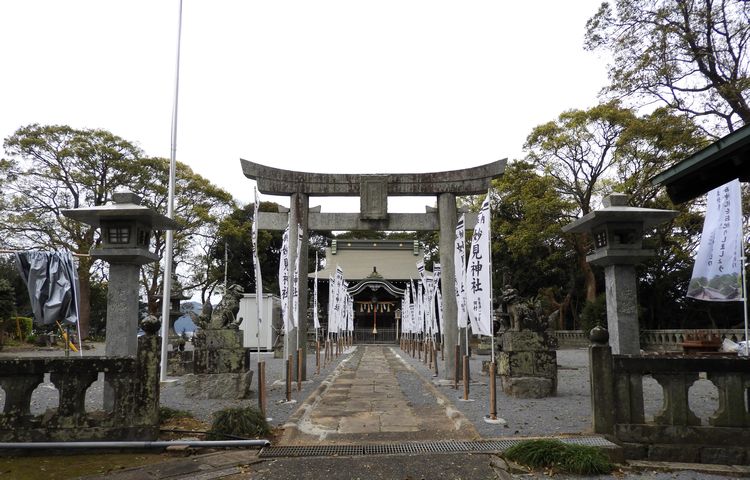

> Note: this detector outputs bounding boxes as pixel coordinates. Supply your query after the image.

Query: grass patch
[0,453,169,480]
[503,439,613,475]
[208,406,270,440]
[159,406,194,422]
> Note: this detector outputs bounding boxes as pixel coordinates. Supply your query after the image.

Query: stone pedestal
[167,350,194,376]
[186,329,253,399]
[498,331,557,398]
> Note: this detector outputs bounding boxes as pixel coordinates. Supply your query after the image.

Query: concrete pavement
[280,345,477,445]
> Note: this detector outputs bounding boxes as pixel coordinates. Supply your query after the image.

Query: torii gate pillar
[290,192,309,380]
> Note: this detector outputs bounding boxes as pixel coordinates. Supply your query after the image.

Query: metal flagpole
[160,0,183,383]
[484,187,501,423]
[741,224,749,356]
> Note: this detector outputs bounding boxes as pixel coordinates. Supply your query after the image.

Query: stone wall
[0,335,160,442]
[555,329,747,351]
[590,340,750,465]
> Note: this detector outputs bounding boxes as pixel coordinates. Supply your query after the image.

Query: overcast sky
[0,1,609,213]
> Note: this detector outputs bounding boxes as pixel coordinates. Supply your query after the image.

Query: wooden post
[316,340,320,374]
[454,345,460,389]
[463,355,470,400]
[286,355,293,402]
[297,348,303,391]
[489,360,497,420]
[433,344,439,376]
[428,340,433,369]
[258,361,267,416]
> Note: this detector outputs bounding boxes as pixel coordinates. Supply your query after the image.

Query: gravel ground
[393,346,720,439]
[160,347,356,426]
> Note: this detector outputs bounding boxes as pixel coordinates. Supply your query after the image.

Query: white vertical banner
[688,179,743,301]
[454,214,468,328]
[348,293,354,332]
[313,252,320,330]
[409,279,416,334]
[466,194,492,337]
[278,222,291,333]
[402,286,410,334]
[420,282,426,334]
[406,280,414,333]
[436,287,443,333]
[433,263,442,332]
[292,226,302,328]
[328,275,336,337]
[412,278,421,334]
[333,265,344,333]
[252,188,263,315]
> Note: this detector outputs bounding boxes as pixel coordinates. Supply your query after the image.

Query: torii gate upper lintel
[240,159,506,197]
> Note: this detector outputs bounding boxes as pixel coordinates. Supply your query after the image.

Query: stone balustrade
[0,335,160,442]
[590,340,750,464]
[555,329,747,351]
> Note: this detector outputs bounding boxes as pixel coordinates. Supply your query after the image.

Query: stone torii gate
[241,159,506,381]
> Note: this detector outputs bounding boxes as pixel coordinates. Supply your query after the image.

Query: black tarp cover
[15,250,80,326]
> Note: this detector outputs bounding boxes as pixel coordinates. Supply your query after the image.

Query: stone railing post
[0,373,43,416]
[652,373,701,426]
[135,333,161,427]
[589,326,615,434]
[49,368,98,418]
[708,372,750,427]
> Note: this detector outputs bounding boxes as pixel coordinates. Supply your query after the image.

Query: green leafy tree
[525,102,636,302]
[0,256,30,316]
[585,0,750,134]
[1,124,144,336]
[0,279,16,323]
[525,102,706,317]
[1,124,235,335]
[490,161,580,328]
[207,202,329,304]
[125,157,235,314]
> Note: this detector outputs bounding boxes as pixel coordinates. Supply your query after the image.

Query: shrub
[0,279,16,323]
[208,406,270,440]
[503,439,613,475]
[14,317,33,340]
[504,439,568,468]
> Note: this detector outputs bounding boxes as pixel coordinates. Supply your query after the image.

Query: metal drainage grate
[259,436,616,458]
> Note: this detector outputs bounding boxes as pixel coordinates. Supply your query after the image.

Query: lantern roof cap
[62,190,181,230]
[562,194,677,234]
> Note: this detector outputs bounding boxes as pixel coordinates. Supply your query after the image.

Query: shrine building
[311,239,425,343]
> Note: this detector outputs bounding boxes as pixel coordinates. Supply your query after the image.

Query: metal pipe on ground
[0,440,271,450]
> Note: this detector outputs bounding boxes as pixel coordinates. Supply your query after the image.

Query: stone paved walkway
[281,345,478,445]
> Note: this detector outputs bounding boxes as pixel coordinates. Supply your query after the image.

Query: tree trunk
[77,257,92,339]
[573,234,597,302]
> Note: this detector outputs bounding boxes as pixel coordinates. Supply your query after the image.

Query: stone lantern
[63,191,180,358]
[562,193,677,354]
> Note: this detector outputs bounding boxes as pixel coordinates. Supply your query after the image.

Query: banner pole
[742,230,749,356]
